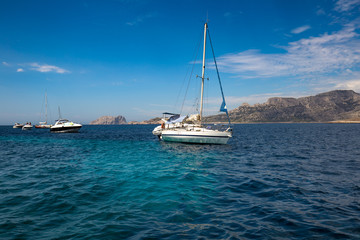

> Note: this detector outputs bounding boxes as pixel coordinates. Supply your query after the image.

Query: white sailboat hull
[161,128,232,144]
[35,124,52,129]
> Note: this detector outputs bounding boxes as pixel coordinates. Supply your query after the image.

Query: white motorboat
[152,22,232,144]
[22,123,33,130]
[50,107,82,133]
[13,123,24,128]
[50,119,82,133]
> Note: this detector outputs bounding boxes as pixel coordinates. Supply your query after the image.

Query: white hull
[22,124,33,130]
[160,128,232,144]
[50,119,82,133]
[152,122,193,136]
[152,125,162,136]
[50,126,81,133]
[35,124,52,129]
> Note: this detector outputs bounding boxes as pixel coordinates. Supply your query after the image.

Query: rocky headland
[89,115,127,125]
[205,90,360,123]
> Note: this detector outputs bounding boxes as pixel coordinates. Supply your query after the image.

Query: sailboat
[35,92,52,128]
[152,22,232,144]
[50,106,82,133]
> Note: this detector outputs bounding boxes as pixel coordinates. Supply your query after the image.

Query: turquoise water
[1,124,360,239]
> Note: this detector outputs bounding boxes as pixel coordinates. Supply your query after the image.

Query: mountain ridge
[205,90,360,123]
[89,90,360,124]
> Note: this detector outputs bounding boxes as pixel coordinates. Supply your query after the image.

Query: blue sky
[1,0,360,124]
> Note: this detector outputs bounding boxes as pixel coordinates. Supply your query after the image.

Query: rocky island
[89,115,127,125]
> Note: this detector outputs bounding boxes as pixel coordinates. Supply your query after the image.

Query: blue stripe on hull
[161,134,229,144]
[162,134,229,138]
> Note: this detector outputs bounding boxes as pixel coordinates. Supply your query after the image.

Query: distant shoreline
[217,121,360,124]
[72,121,360,125]
[4,121,360,126]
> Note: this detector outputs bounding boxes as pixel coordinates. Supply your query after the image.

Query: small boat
[50,107,82,133]
[35,122,52,129]
[50,119,82,133]
[22,123,33,130]
[35,92,52,129]
[13,123,24,128]
[152,22,232,144]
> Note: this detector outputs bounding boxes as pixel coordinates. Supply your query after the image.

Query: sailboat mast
[199,22,208,123]
[58,106,62,119]
[45,92,47,123]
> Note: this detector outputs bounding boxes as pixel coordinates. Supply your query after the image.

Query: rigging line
[174,45,197,113]
[47,101,53,124]
[174,67,189,113]
[46,93,53,124]
[180,29,203,115]
[207,27,231,126]
[39,93,45,123]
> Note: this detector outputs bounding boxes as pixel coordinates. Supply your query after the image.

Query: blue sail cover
[220,100,228,113]
[208,27,231,126]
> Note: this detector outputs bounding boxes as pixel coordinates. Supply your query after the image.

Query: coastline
[5,120,360,127]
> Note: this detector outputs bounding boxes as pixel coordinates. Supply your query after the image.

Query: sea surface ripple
[0,124,359,239]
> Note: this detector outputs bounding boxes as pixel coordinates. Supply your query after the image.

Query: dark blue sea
[1,124,359,239]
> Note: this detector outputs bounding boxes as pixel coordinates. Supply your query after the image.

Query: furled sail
[220,100,227,113]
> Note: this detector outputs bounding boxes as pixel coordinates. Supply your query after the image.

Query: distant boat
[22,123,33,130]
[13,123,24,128]
[35,122,52,129]
[152,22,232,144]
[50,107,82,133]
[35,92,52,129]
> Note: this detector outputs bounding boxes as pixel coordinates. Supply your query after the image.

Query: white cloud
[2,61,10,66]
[316,8,326,15]
[216,23,360,79]
[126,13,155,26]
[111,81,124,86]
[29,63,69,73]
[17,68,24,72]
[335,79,360,90]
[291,25,311,34]
[335,0,360,12]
